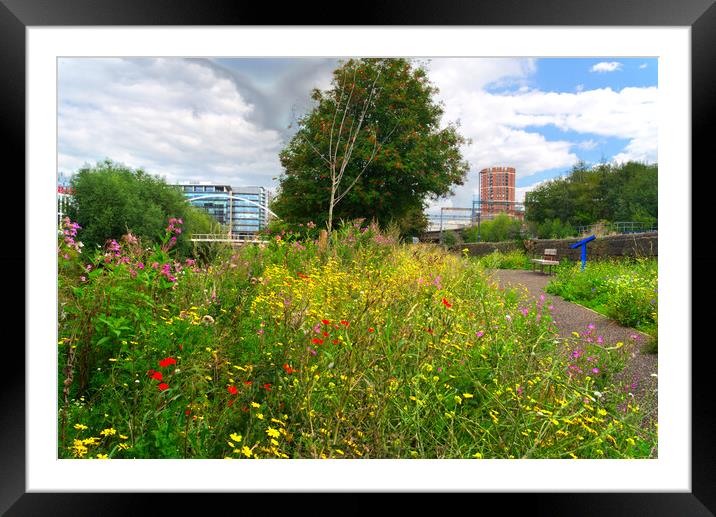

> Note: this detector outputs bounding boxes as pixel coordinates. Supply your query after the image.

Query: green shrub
[546,258,657,348]
[463,213,524,242]
[475,250,531,270]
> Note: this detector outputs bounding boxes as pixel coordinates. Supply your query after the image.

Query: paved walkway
[486,269,658,429]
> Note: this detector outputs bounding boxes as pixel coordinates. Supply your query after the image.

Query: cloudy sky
[58,57,657,214]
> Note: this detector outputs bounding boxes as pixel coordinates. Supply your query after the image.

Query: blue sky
[58,57,658,212]
[522,58,657,93]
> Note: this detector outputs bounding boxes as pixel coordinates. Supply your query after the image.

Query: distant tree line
[525,161,658,230]
[459,161,657,243]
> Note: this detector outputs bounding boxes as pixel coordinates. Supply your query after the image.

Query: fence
[574,221,657,236]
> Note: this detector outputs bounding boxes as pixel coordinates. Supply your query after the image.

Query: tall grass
[57,218,656,459]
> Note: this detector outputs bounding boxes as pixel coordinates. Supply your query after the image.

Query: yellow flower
[462,393,474,399]
[230,433,242,443]
[250,402,260,408]
[119,435,128,440]
[100,428,116,437]
[73,423,88,431]
[256,413,264,420]
[472,452,482,459]
[96,454,109,459]
[241,446,253,458]
[266,428,280,439]
[454,395,462,405]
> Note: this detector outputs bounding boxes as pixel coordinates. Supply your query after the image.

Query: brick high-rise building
[478,166,520,219]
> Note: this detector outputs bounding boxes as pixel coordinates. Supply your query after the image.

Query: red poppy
[368,327,375,333]
[159,357,177,368]
[340,320,350,326]
[158,383,169,391]
[283,363,298,374]
[297,272,309,279]
[262,383,272,391]
[442,298,452,309]
[185,409,191,415]
[150,371,163,381]
[244,380,252,385]
[425,327,434,335]
[332,339,340,345]
[322,331,329,337]
[227,385,238,395]
[321,319,330,325]
[312,338,324,345]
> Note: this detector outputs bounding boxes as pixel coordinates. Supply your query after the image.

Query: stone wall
[454,232,658,259]
[527,232,658,260]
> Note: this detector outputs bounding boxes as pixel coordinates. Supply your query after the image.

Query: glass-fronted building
[175,182,270,236]
[57,172,74,224]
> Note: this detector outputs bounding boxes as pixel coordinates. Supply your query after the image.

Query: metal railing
[190,233,268,244]
[575,221,657,236]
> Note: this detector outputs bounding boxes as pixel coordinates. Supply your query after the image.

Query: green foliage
[67,159,205,257]
[474,250,532,270]
[546,258,658,350]
[525,161,657,227]
[273,58,470,229]
[441,230,459,246]
[463,213,524,242]
[534,218,577,239]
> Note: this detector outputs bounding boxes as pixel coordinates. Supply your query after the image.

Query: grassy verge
[545,258,658,353]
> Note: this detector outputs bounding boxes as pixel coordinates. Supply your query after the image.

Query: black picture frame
[4,0,713,514]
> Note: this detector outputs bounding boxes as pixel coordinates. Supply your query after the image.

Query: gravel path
[486,269,658,431]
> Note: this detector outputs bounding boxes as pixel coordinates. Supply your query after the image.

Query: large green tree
[524,161,657,228]
[272,58,470,233]
[66,159,216,256]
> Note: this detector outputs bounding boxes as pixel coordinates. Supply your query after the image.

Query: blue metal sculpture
[570,235,596,271]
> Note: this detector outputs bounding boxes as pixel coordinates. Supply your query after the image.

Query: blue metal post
[581,244,587,271]
[569,235,596,271]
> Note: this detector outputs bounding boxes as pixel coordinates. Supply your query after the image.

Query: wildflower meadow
[57,217,656,459]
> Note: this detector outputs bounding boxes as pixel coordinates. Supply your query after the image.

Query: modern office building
[477,166,523,220]
[175,182,270,236]
[57,172,74,224]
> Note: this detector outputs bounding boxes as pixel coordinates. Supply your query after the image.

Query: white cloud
[58,58,288,187]
[590,61,623,73]
[59,57,658,216]
[575,84,584,92]
[639,63,648,69]
[424,59,657,212]
[577,140,598,150]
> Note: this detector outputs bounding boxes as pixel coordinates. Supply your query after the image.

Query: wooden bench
[531,248,559,274]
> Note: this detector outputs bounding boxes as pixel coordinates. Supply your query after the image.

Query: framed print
[5,0,715,514]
